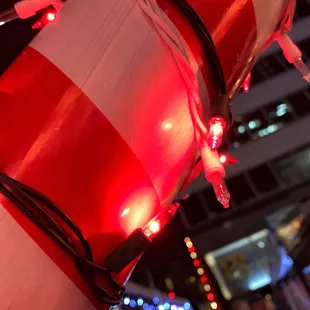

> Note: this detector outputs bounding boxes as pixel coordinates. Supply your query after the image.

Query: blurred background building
[131,1,310,309]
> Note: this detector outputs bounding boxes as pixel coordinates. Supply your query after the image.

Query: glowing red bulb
[219,155,227,163]
[149,220,160,234]
[207,293,215,301]
[32,10,57,29]
[168,292,176,299]
[242,72,252,93]
[207,116,226,150]
[188,246,195,253]
[219,153,239,165]
[46,12,56,22]
[200,276,207,283]
[193,259,200,267]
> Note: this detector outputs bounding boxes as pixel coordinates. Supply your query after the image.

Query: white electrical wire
[264,0,296,49]
[137,0,230,207]
[137,0,209,146]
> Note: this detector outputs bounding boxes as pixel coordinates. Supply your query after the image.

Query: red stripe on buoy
[0,47,160,309]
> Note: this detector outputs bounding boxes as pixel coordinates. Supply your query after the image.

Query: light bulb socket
[209,95,232,128]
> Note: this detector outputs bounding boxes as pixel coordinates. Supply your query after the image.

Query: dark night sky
[0,1,38,74]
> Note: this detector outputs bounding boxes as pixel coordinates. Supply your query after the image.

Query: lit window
[287,89,310,117]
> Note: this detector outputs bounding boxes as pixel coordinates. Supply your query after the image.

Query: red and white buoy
[0,0,293,309]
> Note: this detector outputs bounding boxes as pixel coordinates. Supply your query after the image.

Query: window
[182,194,207,226]
[272,145,310,187]
[226,175,256,205]
[266,100,295,125]
[258,53,287,77]
[299,38,310,60]
[293,11,299,23]
[287,89,310,117]
[250,66,266,85]
[249,164,279,193]
[295,0,310,19]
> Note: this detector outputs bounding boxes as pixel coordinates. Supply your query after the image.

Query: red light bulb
[219,154,239,165]
[32,10,57,29]
[46,12,56,22]
[168,292,176,299]
[142,203,179,240]
[207,293,215,301]
[200,276,207,283]
[208,171,230,209]
[219,155,227,164]
[207,116,227,150]
[188,246,195,253]
[193,259,200,267]
[149,220,160,234]
[242,72,251,93]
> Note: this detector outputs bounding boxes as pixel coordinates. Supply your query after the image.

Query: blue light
[143,304,149,309]
[237,125,246,134]
[137,299,144,306]
[249,275,271,291]
[184,303,191,310]
[153,297,159,305]
[164,303,170,309]
[178,307,184,310]
[304,265,310,274]
[278,247,294,279]
[130,300,137,308]
[159,305,165,310]
[248,120,261,130]
[276,103,289,117]
[124,298,130,305]
[171,305,177,310]
[267,124,278,134]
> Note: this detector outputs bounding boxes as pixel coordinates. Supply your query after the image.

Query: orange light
[186,241,193,248]
[207,116,226,150]
[142,203,179,240]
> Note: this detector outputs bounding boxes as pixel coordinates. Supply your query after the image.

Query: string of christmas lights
[184,237,221,310]
[120,294,192,310]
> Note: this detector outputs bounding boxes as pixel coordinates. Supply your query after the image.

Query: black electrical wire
[171,0,227,96]
[0,171,126,305]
